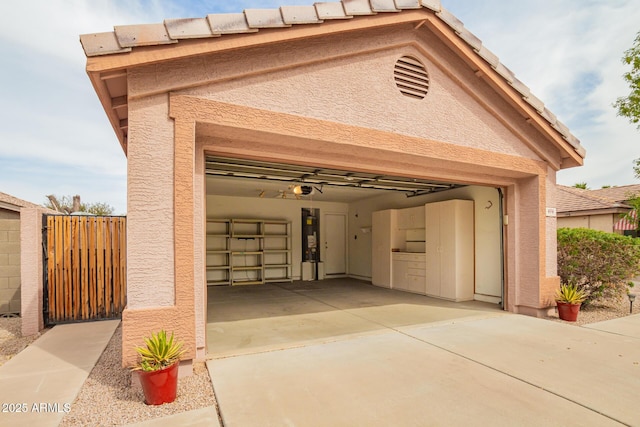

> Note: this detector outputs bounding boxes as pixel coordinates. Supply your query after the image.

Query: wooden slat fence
[43,215,126,325]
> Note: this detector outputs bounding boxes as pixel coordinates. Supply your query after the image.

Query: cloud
[443,0,640,189]
[0,0,180,212]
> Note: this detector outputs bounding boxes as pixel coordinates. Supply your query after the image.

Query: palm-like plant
[133,330,185,372]
[555,284,588,305]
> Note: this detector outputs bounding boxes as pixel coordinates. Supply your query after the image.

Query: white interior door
[324,213,346,275]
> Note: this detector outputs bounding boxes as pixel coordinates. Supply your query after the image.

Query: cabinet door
[392,260,408,291]
[372,210,392,287]
[439,202,458,300]
[398,206,424,230]
[425,203,441,296]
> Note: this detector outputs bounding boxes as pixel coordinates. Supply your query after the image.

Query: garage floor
[206,278,501,358]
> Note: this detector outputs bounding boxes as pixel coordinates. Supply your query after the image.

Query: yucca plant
[555,284,588,305]
[133,330,185,372]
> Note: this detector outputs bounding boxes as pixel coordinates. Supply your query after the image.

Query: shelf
[265,278,294,283]
[232,266,263,271]
[232,280,264,286]
[207,279,231,286]
[207,218,291,286]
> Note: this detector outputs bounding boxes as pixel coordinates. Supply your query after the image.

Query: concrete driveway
[206,280,640,426]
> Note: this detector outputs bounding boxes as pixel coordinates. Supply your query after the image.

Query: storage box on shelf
[205,218,292,286]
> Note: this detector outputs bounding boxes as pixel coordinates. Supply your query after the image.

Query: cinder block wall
[0,212,21,315]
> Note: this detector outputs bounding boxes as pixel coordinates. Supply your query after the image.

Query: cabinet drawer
[407,261,425,270]
[392,253,425,262]
[407,268,425,277]
[406,274,425,293]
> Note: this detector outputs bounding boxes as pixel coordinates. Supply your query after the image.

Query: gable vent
[394,56,429,100]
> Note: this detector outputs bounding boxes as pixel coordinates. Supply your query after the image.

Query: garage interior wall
[206,183,502,301]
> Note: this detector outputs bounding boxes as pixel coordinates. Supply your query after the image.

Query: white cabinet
[425,200,474,301]
[392,253,425,294]
[397,206,425,230]
[372,209,401,288]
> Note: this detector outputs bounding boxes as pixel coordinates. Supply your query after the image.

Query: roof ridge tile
[114,23,176,48]
[419,0,441,12]
[164,17,220,40]
[393,0,421,9]
[206,13,258,34]
[314,2,353,20]
[370,0,400,13]
[244,9,291,29]
[280,5,324,24]
[342,0,375,15]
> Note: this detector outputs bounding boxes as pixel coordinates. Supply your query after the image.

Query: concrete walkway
[0,320,119,427]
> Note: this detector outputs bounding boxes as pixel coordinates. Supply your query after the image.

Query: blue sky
[1,0,639,214]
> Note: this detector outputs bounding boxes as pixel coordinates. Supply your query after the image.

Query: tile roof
[0,191,45,212]
[589,184,640,203]
[556,185,630,214]
[79,1,584,159]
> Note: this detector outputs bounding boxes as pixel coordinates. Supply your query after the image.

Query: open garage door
[204,155,504,303]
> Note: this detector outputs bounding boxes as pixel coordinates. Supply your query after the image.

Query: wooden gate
[43,215,126,325]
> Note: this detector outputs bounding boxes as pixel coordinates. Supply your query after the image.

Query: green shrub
[557,228,640,304]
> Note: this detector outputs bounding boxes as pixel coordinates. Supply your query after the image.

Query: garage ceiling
[205,157,463,203]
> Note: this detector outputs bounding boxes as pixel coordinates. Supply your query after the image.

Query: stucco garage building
[80,1,584,366]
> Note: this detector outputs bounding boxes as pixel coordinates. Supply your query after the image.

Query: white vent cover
[394,56,429,100]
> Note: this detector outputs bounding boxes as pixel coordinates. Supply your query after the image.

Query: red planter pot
[557,301,581,322]
[138,362,179,405]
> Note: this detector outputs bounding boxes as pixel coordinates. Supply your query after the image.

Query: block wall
[0,216,21,314]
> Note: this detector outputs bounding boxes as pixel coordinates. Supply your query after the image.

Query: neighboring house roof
[79,0,585,167]
[0,191,44,213]
[589,184,640,204]
[556,185,630,215]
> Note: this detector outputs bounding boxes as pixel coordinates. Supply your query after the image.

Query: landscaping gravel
[545,293,638,326]
[59,325,219,427]
[0,315,47,367]
[2,291,638,426]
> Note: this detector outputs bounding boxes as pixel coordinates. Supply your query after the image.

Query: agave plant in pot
[133,330,185,405]
[555,284,588,322]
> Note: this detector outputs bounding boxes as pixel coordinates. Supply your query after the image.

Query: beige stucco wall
[126,94,175,308]
[0,214,21,314]
[20,208,45,335]
[557,214,615,233]
[170,42,545,164]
